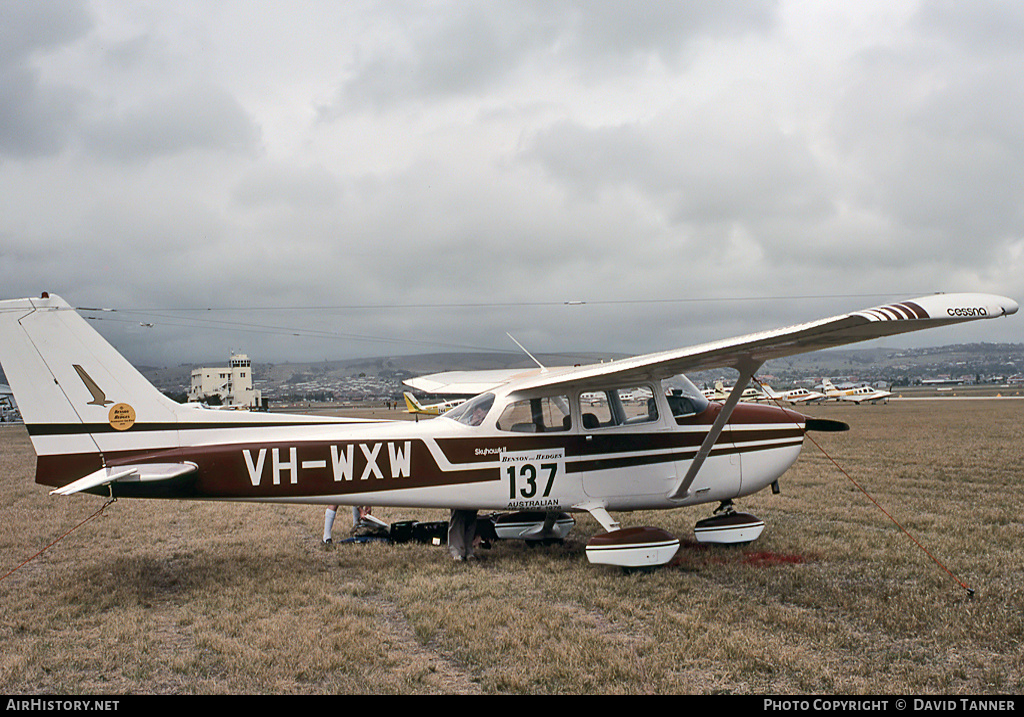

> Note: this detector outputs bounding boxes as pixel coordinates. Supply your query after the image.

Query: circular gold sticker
[108,403,136,431]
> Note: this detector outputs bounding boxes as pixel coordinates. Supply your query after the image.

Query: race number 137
[500,449,565,500]
[507,462,558,499]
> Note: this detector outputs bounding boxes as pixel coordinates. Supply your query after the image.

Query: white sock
[323,508,337,541]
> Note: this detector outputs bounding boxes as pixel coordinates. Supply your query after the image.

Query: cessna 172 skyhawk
[0,292,1016,569]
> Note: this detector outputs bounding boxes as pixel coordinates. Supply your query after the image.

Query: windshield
[442,393,495,426]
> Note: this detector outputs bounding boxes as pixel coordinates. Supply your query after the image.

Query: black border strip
[25,420,372,436]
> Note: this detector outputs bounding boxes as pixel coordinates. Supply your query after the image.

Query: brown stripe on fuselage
[33,403,807,499]
[35,452,105,489]
[25,419,367,436]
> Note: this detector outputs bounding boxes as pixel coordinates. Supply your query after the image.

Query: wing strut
[668,358,763,501]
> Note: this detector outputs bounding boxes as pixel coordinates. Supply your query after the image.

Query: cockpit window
[579,385,658,429]
[496,395,571,433]
[661,375,709,417]
[443,393,495,426]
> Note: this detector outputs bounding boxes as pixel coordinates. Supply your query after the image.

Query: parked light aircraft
[701,380,766,403]
[760,385,826,404]
[0,292,1016,568]
[821,378,893,404]
[403,391,465,416]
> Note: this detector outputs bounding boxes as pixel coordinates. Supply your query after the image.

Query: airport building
[188,353,264,409]
[0,384,20,422]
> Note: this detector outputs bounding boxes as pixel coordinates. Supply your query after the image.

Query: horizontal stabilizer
[50,462,198,496]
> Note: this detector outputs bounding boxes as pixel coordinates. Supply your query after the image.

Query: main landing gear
[693,500,765,545]
[584,500,767,570]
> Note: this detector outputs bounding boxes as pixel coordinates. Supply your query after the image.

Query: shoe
[322,538,333,545]
[453,554,465,562]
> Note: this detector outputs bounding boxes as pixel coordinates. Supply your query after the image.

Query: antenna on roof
[507,333,547,373]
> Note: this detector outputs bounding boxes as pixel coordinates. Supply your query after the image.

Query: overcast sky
[2,0,1022,366]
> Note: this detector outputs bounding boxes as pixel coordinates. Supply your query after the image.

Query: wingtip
[900,293,1019,321]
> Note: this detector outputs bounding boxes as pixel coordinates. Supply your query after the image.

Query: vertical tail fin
[0,294,181,427]
[403,391,426,413]
[0,294,183,482]
[1,293,355,493]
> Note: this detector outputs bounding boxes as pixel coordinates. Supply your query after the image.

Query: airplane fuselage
[30,397,806,514]
[6,290,1015,549]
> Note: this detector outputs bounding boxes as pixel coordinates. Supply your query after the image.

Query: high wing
[404,368,546,396]
[412,294,1018,396]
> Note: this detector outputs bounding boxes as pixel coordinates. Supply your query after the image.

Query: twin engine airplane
[820,378,893,404]
[701,380,766,403]
[759,385,826,404]
[0,292,1016,569]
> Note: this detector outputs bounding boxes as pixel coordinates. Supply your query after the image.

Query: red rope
[0,497,117,584]
[751,377,975,596]
[802,430,974,596]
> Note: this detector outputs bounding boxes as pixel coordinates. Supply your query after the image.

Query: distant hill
[138,350,627,400]
[757,342,1022,387]
[3,343,1021,397]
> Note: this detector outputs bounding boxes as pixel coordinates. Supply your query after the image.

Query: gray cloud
[914,0,1024,54]
[0,66,83,157]
[0,0,92,157]
[0,1,1020,366]
[0,0,92,68]
[830,11,1024,270]
[81,84,262,162]
[551,0,778,68]
[323,0,778,113]
[524,114,828,228]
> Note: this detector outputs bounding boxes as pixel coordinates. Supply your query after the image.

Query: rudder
[0,293,182,483]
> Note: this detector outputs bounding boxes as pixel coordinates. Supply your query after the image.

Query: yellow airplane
[402,391,465,416]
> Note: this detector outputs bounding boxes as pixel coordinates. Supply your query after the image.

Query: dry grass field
[1,399,1022,694]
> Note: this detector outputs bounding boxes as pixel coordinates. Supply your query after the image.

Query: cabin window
[579,385,658,429]
[496,395,571,433]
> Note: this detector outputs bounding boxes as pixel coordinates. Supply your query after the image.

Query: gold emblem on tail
[73,364,113,406]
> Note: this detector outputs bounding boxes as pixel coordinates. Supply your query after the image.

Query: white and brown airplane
[702,379,767,403]
[0,292,1016,569]
[760,384,826,404]
[821,378,893,404]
